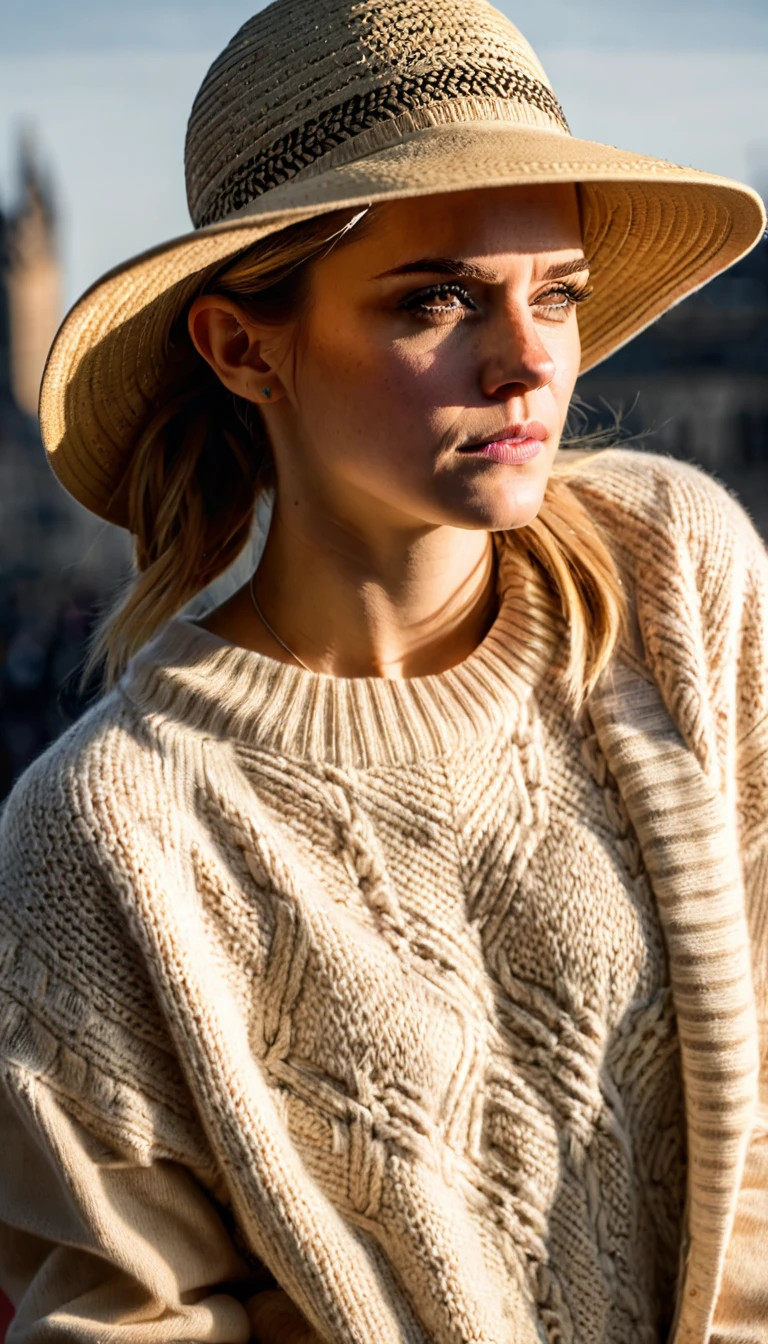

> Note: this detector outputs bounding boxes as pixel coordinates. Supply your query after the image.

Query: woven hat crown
[186,0,569,229]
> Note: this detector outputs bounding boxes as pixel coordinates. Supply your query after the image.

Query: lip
[458,421,547,465]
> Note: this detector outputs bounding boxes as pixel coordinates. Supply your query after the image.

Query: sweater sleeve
[710,505,768,1342]
[0,719,258,1344]
[570,451,768,1338]
[0,1063,253,1344]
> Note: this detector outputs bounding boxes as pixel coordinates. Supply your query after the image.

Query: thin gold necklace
[248,573,312,672]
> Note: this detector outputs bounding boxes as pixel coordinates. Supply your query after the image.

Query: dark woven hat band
[196,67,569,228]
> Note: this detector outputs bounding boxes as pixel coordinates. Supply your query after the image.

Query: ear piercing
[262,386,272,399]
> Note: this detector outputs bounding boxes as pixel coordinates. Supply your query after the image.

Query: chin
[456,479,549,532]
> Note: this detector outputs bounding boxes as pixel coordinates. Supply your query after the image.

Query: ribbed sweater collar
[123,539,562,769]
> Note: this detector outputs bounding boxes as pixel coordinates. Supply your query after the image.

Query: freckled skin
[189,184,585,677]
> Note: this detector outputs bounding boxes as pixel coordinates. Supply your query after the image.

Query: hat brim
[39,119,766,526]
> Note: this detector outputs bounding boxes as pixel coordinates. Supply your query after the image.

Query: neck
[204,495,498,678]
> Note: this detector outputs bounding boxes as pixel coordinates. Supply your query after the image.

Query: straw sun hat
[41,0,766,526]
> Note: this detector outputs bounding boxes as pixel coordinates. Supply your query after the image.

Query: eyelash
[400,279,593,322]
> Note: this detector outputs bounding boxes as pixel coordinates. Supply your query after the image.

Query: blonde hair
[90,207,626,706]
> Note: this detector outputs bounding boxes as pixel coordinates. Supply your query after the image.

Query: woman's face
[235,184,586,534]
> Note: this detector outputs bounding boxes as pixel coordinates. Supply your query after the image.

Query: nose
[478,297,557,402]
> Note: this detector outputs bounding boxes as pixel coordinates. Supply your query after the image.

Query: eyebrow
[373,255,591,283]
[542,257,592,280]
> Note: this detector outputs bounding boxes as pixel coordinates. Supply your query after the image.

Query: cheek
[558,320,582,399]
[290,309,580,499]
[296,320,459,457]
[533,316,581,412]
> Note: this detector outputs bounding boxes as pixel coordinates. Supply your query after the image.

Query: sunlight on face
[273,184,586,533]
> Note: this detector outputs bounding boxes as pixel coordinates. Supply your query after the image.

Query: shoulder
[0,688,165,1043]
[0,685,150,871]
[566,446,758,556]
[0,667,209,938]
[566,447,767,617]
[0,688,206,1163]
[0,685,154,984]
[568,448,768,783]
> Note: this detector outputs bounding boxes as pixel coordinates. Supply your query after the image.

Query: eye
[399,282,478,321]
[533,281,593,320]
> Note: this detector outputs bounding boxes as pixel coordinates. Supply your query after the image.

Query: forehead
[357,184,583,265]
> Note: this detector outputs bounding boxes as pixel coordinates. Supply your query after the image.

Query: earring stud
[262,386,272,399]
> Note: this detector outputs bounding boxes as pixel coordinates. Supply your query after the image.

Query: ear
[187,295,285,405]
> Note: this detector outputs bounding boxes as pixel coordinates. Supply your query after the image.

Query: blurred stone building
[4,132,62,418]
[0,136,128,796]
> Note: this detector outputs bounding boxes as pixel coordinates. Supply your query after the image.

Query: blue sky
[1,1,767,310]
[4,0,767,52]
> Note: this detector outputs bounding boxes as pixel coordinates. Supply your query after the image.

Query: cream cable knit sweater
[0,450,767,1344]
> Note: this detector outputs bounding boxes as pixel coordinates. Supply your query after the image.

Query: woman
[0,0,766,1341]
